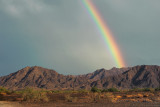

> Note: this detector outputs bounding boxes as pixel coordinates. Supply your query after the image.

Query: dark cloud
[1,0,160,76]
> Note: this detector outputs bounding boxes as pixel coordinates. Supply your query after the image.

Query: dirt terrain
[1,101,160,107]
[1,91,160,107]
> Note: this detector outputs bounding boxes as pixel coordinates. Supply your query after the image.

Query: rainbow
[82,0,126,68]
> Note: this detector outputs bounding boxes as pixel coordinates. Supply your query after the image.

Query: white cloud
[0,0,49,17]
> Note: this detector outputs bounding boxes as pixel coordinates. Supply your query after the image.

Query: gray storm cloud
[1,0,160,76]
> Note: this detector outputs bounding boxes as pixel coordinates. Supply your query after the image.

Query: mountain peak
[111,67,117,70]
[0,65,160,90]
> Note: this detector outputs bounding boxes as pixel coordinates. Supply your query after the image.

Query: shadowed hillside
[0,65,160,90]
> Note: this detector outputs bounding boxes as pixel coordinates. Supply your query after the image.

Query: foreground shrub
[0,87,7,93]
[102,89,108,92]
[77,89,89,93]
[155,87,160,91]
[129,88,154,92]
[91,87,101,93]
[21,88,49,102]
[65,94,78,102]
[51,90,61,93]
[129,88,141,92]
[0,87,11,94]
[142,88,152,92]
[107,88,119,92]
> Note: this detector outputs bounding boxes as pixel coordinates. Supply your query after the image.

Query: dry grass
[17,88,49,102]
[1,87,160,105]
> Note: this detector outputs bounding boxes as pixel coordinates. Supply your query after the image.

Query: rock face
[0,65,160,90]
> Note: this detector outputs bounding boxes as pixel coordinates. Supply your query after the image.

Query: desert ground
[1,87,160,107]
[1,101,160,107]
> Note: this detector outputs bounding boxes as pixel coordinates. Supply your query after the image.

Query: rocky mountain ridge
[0,65,160,90]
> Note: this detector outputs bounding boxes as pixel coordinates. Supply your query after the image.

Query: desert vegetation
[1,86,160,104]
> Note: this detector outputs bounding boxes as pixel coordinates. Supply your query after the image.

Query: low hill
[0,65,160,90]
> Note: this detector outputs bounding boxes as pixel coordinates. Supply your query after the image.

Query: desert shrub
[92,93,101,101]
[102,89,109,92]
[105,93,114,100]
[155,87,160,91]
[63,90,73,93]
[65,95,72,102]
[77,89,89,93]
[0,87,11,94]
[51,90,63,93]
[0,87,7,92]
[107,88,119,92]
[46,90,52,94]
[142,88,152,92]
[89,92,113,102]
[129,88,141,92]
[65,94,78,102]
[102,88,119,92]
[91,87,101,93]
[21,88,49,102]
[0,87,7,93]
[129,88,154,92]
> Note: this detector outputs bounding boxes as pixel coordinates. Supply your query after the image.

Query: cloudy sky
[1,0,160,76]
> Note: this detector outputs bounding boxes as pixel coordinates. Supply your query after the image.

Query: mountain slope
[0,65,160,90]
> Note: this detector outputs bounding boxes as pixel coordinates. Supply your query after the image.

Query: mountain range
[0,65,160,90]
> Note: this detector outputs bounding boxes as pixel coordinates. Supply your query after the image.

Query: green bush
[77,89,89,93]
[21,87,49,102]
[107,88,119,92]
[91,87,101,93]
[64,94,78,102]
[0,87,11,94]
[129,88,154,92]
[102,89,108,92]
[142,88,151,92]
[155,87,160,91]
[129,88,142,92]
[0,87,7,92]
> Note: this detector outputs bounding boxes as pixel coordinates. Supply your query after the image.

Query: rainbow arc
[82,0,126,68]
